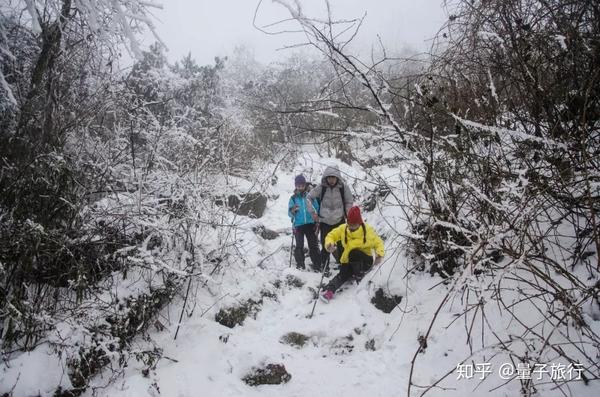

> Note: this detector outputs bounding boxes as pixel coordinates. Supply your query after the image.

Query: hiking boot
[319,290,334,303]
[296,263,306,270]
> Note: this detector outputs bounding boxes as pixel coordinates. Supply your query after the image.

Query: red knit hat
[347,206,363,224]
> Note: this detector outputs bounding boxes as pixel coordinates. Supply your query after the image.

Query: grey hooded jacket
[307,165,353,225]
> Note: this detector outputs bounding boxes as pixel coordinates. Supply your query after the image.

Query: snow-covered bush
[262,1,600,394]
[0,3,271,394]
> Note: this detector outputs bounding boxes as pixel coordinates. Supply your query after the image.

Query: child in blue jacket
[288,174,321,270]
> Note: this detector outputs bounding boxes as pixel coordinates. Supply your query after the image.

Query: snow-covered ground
[81,153,430,397]
[2,152,597,396]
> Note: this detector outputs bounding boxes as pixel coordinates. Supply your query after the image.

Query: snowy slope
[80,153,421,397]
[81,152,597,397]
[5,152,593,397]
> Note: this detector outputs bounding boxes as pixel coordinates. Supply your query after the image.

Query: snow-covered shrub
[265,1,600,393]
[1,4,269,394]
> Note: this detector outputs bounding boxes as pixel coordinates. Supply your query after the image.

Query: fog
[145,0,447,65]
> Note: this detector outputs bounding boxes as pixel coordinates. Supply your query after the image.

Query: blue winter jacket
[288,191,320,227]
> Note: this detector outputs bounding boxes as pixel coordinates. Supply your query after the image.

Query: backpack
[317,184,348,219]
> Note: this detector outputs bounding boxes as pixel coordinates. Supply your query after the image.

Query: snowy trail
[84,154,597,397]
[81,156,456,396]
[101,266,416,397]
[84,155,430,397]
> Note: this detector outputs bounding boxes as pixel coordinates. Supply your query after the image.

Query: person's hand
[290,205,299,214]
[326,243,336,253]
[374,255,383,266]
[311,212,319,222]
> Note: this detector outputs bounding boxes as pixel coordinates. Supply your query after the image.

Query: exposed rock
[242,363,292,386]
[280,332,310,348]
[253,225,279,240]
[215,291,277,328]
[215,299,260,328]
[365,338,376,351]
[228,193,268,218]
[285,274,304,288]
[371,288,402,314]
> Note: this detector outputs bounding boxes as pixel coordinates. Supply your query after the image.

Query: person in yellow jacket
[320,206,384,303]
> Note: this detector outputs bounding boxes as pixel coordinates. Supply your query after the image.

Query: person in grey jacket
[307,165,353,270]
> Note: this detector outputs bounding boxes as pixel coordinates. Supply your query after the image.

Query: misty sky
[145,0,448,66]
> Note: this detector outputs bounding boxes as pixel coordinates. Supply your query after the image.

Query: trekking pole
[288,225,295,267]
[309,255,330,319]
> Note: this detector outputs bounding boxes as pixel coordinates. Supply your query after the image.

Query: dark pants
[319,220,344,269]
[324,249,373,293]
[294,223,320,269]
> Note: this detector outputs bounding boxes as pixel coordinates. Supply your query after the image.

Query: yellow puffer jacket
[324,223,384,264]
